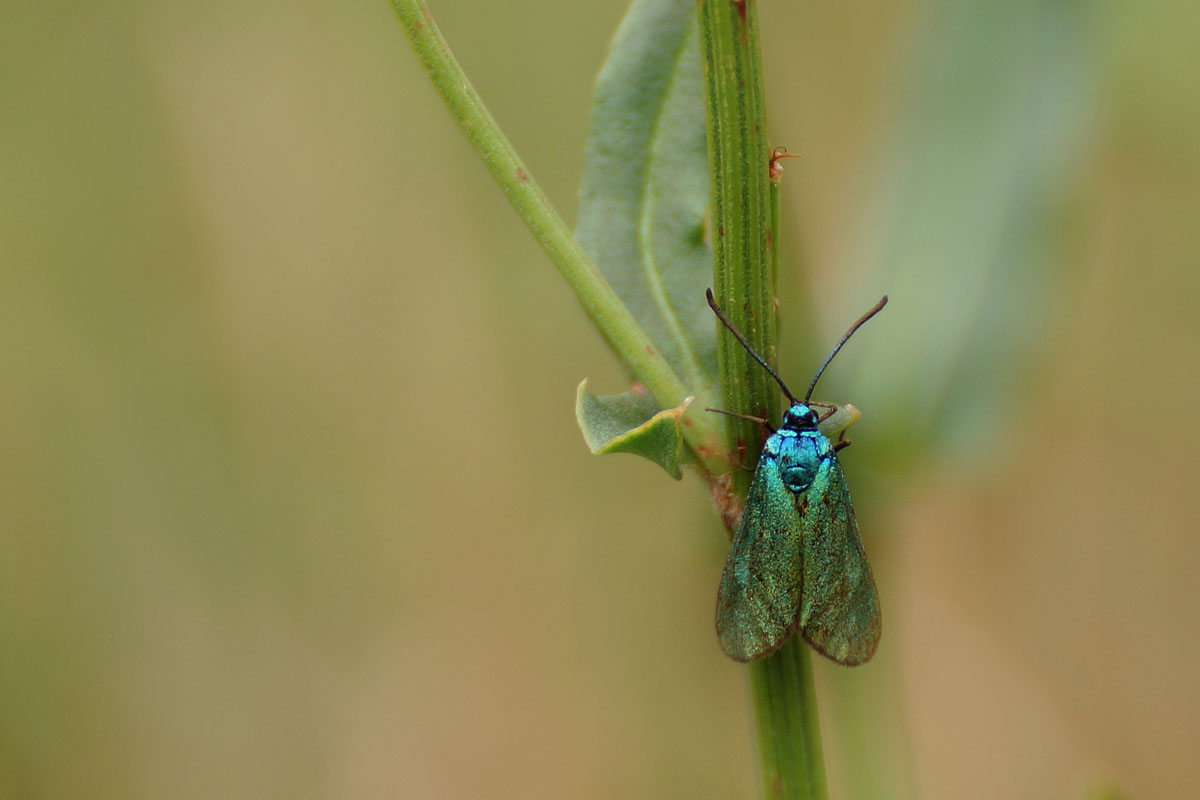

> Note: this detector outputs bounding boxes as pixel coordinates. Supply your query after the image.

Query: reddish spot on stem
[765,229,773,248]
[708,472,743,534]
[717,224,725,237]
[516,168,528,182]
[733,0,747,21]
[646,344,656,356]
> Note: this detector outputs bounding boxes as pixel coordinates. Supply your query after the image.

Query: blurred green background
[2,0,1197,798]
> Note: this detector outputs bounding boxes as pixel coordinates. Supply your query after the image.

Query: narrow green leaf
[577,0,715,400]
[816,5,1097,800]
[575,380,693,480]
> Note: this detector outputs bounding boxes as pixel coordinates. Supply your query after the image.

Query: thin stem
[700,0,780,482]
[750,639,828,800]
[698,1,829,798]
[391,0,728,475]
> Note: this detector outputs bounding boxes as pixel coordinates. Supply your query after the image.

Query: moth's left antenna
[706,289,798,405]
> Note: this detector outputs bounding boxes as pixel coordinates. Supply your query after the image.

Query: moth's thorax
[764,405,835,494]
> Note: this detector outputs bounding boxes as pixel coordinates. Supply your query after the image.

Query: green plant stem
[750,639,828,800]
[699,1,828,798]
[391,0,728,474]
[700,0,778,442]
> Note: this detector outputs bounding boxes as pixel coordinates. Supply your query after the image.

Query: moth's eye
[804,410,819,427]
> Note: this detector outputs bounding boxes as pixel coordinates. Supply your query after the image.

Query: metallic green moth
[706,290,886,665]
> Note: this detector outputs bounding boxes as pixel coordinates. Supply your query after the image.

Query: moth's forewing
[716,448,804,662]
[796,455,881,666]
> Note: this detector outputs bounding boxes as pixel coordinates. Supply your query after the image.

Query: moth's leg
[706,406,776,434]
[807,401,838,423]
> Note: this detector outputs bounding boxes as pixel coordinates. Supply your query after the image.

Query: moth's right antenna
[803,296,888,402]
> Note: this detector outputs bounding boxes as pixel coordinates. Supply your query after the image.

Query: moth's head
[780,403,820,431]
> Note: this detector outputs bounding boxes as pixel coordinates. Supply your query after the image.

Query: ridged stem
[699,1,829,798]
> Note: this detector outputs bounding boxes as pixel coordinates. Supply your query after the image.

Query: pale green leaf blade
[576,0,715,398]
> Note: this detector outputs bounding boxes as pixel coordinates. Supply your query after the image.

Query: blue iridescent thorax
[762,403,835,495]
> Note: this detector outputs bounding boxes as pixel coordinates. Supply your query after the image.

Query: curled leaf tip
[576,381,694,480]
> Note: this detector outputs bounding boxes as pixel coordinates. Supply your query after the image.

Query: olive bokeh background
[2,1,1197,798]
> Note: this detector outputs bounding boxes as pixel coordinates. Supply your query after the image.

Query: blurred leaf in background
[1,1,1198,799]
